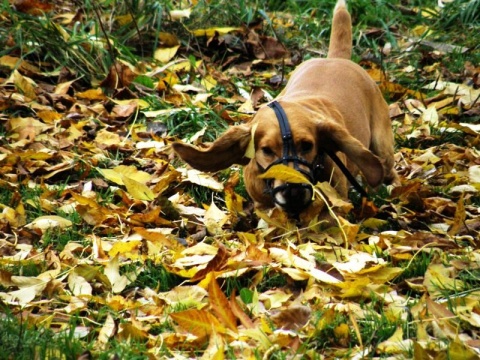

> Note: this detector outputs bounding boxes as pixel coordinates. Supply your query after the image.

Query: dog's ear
[318,121,384,187]
[172,125,252,172]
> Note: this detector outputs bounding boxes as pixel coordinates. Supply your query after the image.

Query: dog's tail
[327,0,352,59]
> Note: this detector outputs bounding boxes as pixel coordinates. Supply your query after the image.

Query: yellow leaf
[448,193,465,236]
[98,165,152,185]
[115,14,133,26]
[12,70,37,99]
[332,252,386,274]
[362,217,388,229]
[468,165,480,184]
[95,129,122,146]
[183,169,224,191]
[205,201,229,235]
[154,45,180,63]
[37,110,62,124]
[170,309,226,337]
[104,255,131,293]
[158,32,179,46]
[25,215,73,231]
[169,8,191,20]
[201,74,217,91]
[158,285,208,307]
[97,168,124,185]
[54,79,76,95]
[0,55,21,69]
[109,240,142,258]
[122,175,155,201]
[201,331,225,360]
[68,271,92,296]
[333,323,350,341]
[0,281,47,305]
[191,27,241,37]
[316,182,353,212]
[258,164,311,184]
[76,88,107,101]
[448,337,479,360]
[208,277,237,332]
[411,25,431,37]
[117,322,149,342]
[97,314,116,349]
[424,263,465,298]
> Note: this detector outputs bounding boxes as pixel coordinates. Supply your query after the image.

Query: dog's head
[172,100,384,217]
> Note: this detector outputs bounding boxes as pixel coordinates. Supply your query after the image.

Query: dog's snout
[274,183,313,215]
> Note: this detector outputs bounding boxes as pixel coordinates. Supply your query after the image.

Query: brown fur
[173,0,399,216]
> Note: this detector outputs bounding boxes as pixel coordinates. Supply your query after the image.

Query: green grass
[126,261,184,292]
[164,107,228,142]
[393,251,434,285]
[0,310,85,360]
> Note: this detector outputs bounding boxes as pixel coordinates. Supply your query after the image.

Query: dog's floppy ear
[318,121,384,187]
[172,124,252,172]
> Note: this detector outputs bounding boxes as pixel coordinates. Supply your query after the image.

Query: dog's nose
[275,183,312,215]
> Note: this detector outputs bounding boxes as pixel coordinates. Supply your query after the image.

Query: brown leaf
[229,289,255,329]
[448,193,466,236]
[208,276,237,332]
[170,309,226,338]
[191,243,229,282]
[13,0,54,14]
[271,305,311,330]
[246,31,288,60]
[100,62,136,89]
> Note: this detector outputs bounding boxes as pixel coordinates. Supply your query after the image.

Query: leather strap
[268,100,369,198]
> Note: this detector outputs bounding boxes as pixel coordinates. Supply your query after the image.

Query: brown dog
[173,0,399,218]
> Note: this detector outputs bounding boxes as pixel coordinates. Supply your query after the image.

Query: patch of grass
[165,107,228,142]
[182,169,233,207]
[396,126,468,150]
[393,251,434,284]
[0,310,85,360]
[223,268,289,300]
[0,0,178,86]
[183,182,218,207]
[0,186,15,205]
[223,272,255,298]
[0,260,45,279]
[256,269,289,292]
[126,261,184,292]
[41,225,85,251]
[310,309,354,350]
[95,339,150,360]
[16,184,45,223]
[358,298,402,350]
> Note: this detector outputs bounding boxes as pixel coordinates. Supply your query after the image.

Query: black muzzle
[259,101,323,215]
[257,101,370,217]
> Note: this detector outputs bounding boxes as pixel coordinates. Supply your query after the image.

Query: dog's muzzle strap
[266,100,369,199]
[268,101,295,166]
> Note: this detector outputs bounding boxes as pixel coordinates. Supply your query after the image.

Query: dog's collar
[260,100,369,199]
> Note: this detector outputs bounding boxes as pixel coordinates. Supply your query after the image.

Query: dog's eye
[299,141,314,154]
[261,147,275,156]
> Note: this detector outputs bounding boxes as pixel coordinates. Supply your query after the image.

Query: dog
[173,0,399,220]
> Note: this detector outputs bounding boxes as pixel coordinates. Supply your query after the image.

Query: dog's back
[327,0,352,59]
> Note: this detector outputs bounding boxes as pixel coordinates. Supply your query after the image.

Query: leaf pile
[1,0,480,359]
